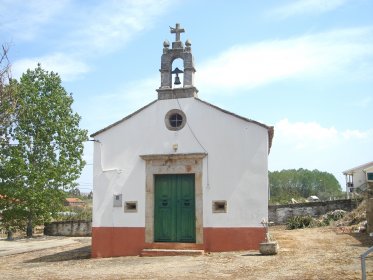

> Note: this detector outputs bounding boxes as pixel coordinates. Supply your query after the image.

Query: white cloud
[12,53,91,81]
[342,129,369,140]
[68,0,174,54]
[275,119,338,150]
[83,76,158,129]
[269,118,373,187]
[0,0,70,41]
[5,0,175,80]
[94,76,158,106]
[197,27,373,96]
[274,118,372,151]
[268,0,349,18]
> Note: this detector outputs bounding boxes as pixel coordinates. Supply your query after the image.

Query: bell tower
[157,23,198,100]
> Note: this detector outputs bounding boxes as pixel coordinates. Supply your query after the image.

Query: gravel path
[0,226,372,279]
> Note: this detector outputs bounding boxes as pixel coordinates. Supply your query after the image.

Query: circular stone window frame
[165,109,187,131]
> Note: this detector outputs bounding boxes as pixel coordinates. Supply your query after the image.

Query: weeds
[286,210,347,230]
[286,215,313,229]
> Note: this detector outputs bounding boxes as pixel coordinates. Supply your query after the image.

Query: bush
[286,210,347,230]
[325,210,346,222]
[286,215,314,230]
[337,200,366,226]
[55,206,92,222]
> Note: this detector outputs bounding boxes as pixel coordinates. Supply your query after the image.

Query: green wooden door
[154,174,196,243]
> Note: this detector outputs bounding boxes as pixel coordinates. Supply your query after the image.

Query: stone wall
[269,199,360,225]
[44,220,91,236]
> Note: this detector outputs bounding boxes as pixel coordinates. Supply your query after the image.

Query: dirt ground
[0,226,372,280]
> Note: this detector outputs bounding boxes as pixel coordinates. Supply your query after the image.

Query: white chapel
[91,23,274,257]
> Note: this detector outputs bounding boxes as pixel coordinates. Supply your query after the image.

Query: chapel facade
[91,24,274,257]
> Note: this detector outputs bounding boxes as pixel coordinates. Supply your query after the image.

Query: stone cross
[170,23,185,42]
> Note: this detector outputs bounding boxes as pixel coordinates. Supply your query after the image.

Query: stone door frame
[140,153,206,244]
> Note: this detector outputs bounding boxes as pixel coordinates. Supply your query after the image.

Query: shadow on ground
[241,252,264,257]
[347,232,373,248]
[25,246,91,263]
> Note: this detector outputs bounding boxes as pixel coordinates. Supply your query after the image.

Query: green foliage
[325,209,346,222]
[0,64,88,236]
[286,210,346,230]
[0,196,27,233]
[68,188,81,197]
[286,215,314,229]
[0,44,16,132]
[269,168,343,204]
[55,206,92,222]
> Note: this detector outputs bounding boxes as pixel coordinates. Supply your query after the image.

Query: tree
[0,194,27,240]
[269,169,342,204]
[0,44,17,145]
[68,187,81,197]
[88,190,93,199]
[0,64,88,237]
[0,44,21,239]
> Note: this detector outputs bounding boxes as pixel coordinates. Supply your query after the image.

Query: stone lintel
[156,87,198,100]
[140,153,207,161]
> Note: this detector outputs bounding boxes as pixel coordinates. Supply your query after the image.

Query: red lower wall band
[91,227,265,257]
[91,227,145,258]
[203,227,265,252]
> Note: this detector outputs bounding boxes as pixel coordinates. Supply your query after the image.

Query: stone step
[140,248,204,257]
[143,242,204,250]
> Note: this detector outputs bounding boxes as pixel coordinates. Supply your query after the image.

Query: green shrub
[315,210,347,227]
[286,210,347,230]
[54,206,92,222]
[286,215,314,230]
[326,210,346,221]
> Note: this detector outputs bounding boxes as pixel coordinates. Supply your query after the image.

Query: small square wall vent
[212,200,227,213]
[124,201,138,213]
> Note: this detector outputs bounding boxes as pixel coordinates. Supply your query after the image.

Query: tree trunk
[26,218,33,238]
[6,230,14,241]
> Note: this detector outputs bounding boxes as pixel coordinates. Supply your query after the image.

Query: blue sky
[1,0,372,192]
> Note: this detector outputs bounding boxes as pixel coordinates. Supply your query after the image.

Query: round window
[165,109,186,131]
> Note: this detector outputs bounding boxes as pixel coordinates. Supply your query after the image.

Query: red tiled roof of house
[65,197,84,203]
[0,194,20,202]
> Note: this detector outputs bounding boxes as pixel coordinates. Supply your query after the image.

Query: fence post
[360,246,373,280]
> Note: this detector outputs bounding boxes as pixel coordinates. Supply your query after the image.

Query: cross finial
[170,23,185,42]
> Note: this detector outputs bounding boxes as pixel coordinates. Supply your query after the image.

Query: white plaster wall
[351,165,373,189]
[93,97,269,228]
[353,169,368,189]
[188,100,268,227]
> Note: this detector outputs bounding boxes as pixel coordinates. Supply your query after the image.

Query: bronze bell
[174,75,181,85]
[171,67,184,85]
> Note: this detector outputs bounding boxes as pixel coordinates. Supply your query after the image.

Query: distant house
[64,197,85,207]
[343,161,373,197]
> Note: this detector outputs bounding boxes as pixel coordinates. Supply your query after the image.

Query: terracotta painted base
[91,227,265,258]
[91,227,145,258]
[203,227,265,252]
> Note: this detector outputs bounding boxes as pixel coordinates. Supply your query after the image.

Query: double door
[154,174,196,243]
